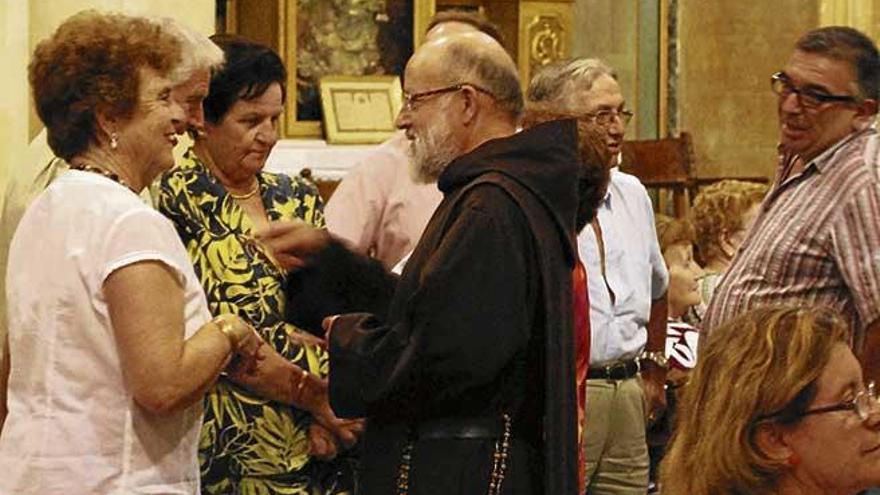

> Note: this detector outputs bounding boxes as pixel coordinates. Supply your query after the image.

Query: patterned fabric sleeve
[157,152,352,494]
[157,158,328,372]
[832,183,880,333]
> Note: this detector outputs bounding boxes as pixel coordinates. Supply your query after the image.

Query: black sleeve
[328,185,534,418]
[283,237,398,336]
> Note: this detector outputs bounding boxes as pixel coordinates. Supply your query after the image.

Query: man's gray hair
[441,40,524,119]
[153,17,224,84]
[527,58,617,104]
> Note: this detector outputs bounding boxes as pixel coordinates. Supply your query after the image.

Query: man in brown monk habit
[261,32,584,494]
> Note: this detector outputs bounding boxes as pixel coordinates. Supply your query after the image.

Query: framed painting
[222,0,425,138]
[319,75,403,144]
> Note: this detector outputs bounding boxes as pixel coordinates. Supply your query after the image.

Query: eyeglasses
[402,83,495,111]
[584,108,634,127]
[759,381,880,423]
[770,72,859,109]
[801,381,880,421]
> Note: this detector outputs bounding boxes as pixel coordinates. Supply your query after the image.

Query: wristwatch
[639,350,669,370]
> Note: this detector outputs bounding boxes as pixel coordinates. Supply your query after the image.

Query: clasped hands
[212,313,266,375]
[252,222,363,457]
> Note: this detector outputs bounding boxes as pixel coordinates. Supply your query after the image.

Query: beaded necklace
[70,163,137,194]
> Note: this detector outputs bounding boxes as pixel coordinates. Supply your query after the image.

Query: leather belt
[415,416,503,440]
[587,358,640,380]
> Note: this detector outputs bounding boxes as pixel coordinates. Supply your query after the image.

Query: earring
[787,453,801,467]
[110,132,118,150]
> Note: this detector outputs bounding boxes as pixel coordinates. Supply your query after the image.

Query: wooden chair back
[619,132,695,218]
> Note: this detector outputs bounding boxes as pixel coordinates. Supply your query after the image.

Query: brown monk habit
[285,119,580,494]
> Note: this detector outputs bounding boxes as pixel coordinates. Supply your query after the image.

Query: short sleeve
[98,207,191,288]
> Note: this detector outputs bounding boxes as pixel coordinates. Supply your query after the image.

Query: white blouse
[1,171,211,494]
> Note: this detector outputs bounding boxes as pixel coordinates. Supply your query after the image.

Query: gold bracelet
[214,316,242,351]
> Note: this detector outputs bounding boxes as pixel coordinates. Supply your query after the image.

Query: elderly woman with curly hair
[0,11,263,494]
[157,35,360,495]
[689,179,768,324]
[661,306,880,495]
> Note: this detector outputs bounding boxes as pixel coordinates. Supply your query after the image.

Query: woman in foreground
[661,305,880,495]
[0,12,261,494]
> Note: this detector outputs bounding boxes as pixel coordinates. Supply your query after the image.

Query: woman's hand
[291,370,364,448]
[253,220,330,271]
[214,314,266,375]
[228,327,266,375]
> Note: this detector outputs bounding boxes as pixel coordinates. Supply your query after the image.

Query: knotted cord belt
[395,413,513,495]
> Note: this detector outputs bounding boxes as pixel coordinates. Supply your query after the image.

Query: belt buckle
[604,363,615,378]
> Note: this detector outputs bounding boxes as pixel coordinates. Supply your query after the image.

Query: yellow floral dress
[158,150,350,495]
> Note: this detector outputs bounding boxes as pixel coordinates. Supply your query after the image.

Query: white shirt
[0,171,211,494]
[578,169,669,365]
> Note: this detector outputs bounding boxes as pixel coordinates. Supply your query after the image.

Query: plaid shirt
[704,129,880,349]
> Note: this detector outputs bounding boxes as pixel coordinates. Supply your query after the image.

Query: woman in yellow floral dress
[157,34,360,495]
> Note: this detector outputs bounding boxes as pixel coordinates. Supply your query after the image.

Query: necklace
[228,181,260,201]
[70,163,137,194]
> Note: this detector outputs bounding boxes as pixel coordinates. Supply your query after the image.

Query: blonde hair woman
[661,306,880,494]
[689,180,768,324]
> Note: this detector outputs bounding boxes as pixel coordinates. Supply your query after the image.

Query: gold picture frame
[225,0,427,139]
[319,75,403,144]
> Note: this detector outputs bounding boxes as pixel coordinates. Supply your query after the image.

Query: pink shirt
[325,132,443,269]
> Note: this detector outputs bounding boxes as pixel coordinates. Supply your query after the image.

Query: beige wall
[575,0,880,180]
[677,1,819,179]
[573,0,643,136]
[0,0,214,217]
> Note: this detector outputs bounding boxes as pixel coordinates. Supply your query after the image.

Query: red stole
[572,260,590,492]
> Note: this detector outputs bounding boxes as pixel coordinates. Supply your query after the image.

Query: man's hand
[253,220,331,271]
[312,397,365,449]
[322,315,340,344]
[640,361,667,425]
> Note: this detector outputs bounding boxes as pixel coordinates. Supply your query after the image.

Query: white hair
[527,57,617,104]
[152,17,224,84]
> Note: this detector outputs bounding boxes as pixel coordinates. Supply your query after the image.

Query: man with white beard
[265,31,584,494]
[324,10,505,270]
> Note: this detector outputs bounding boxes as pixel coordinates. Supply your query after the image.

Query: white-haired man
[324,10,505,270]
[529,58,669,494]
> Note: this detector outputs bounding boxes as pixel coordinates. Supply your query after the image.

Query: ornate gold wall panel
[518,2,573,92]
